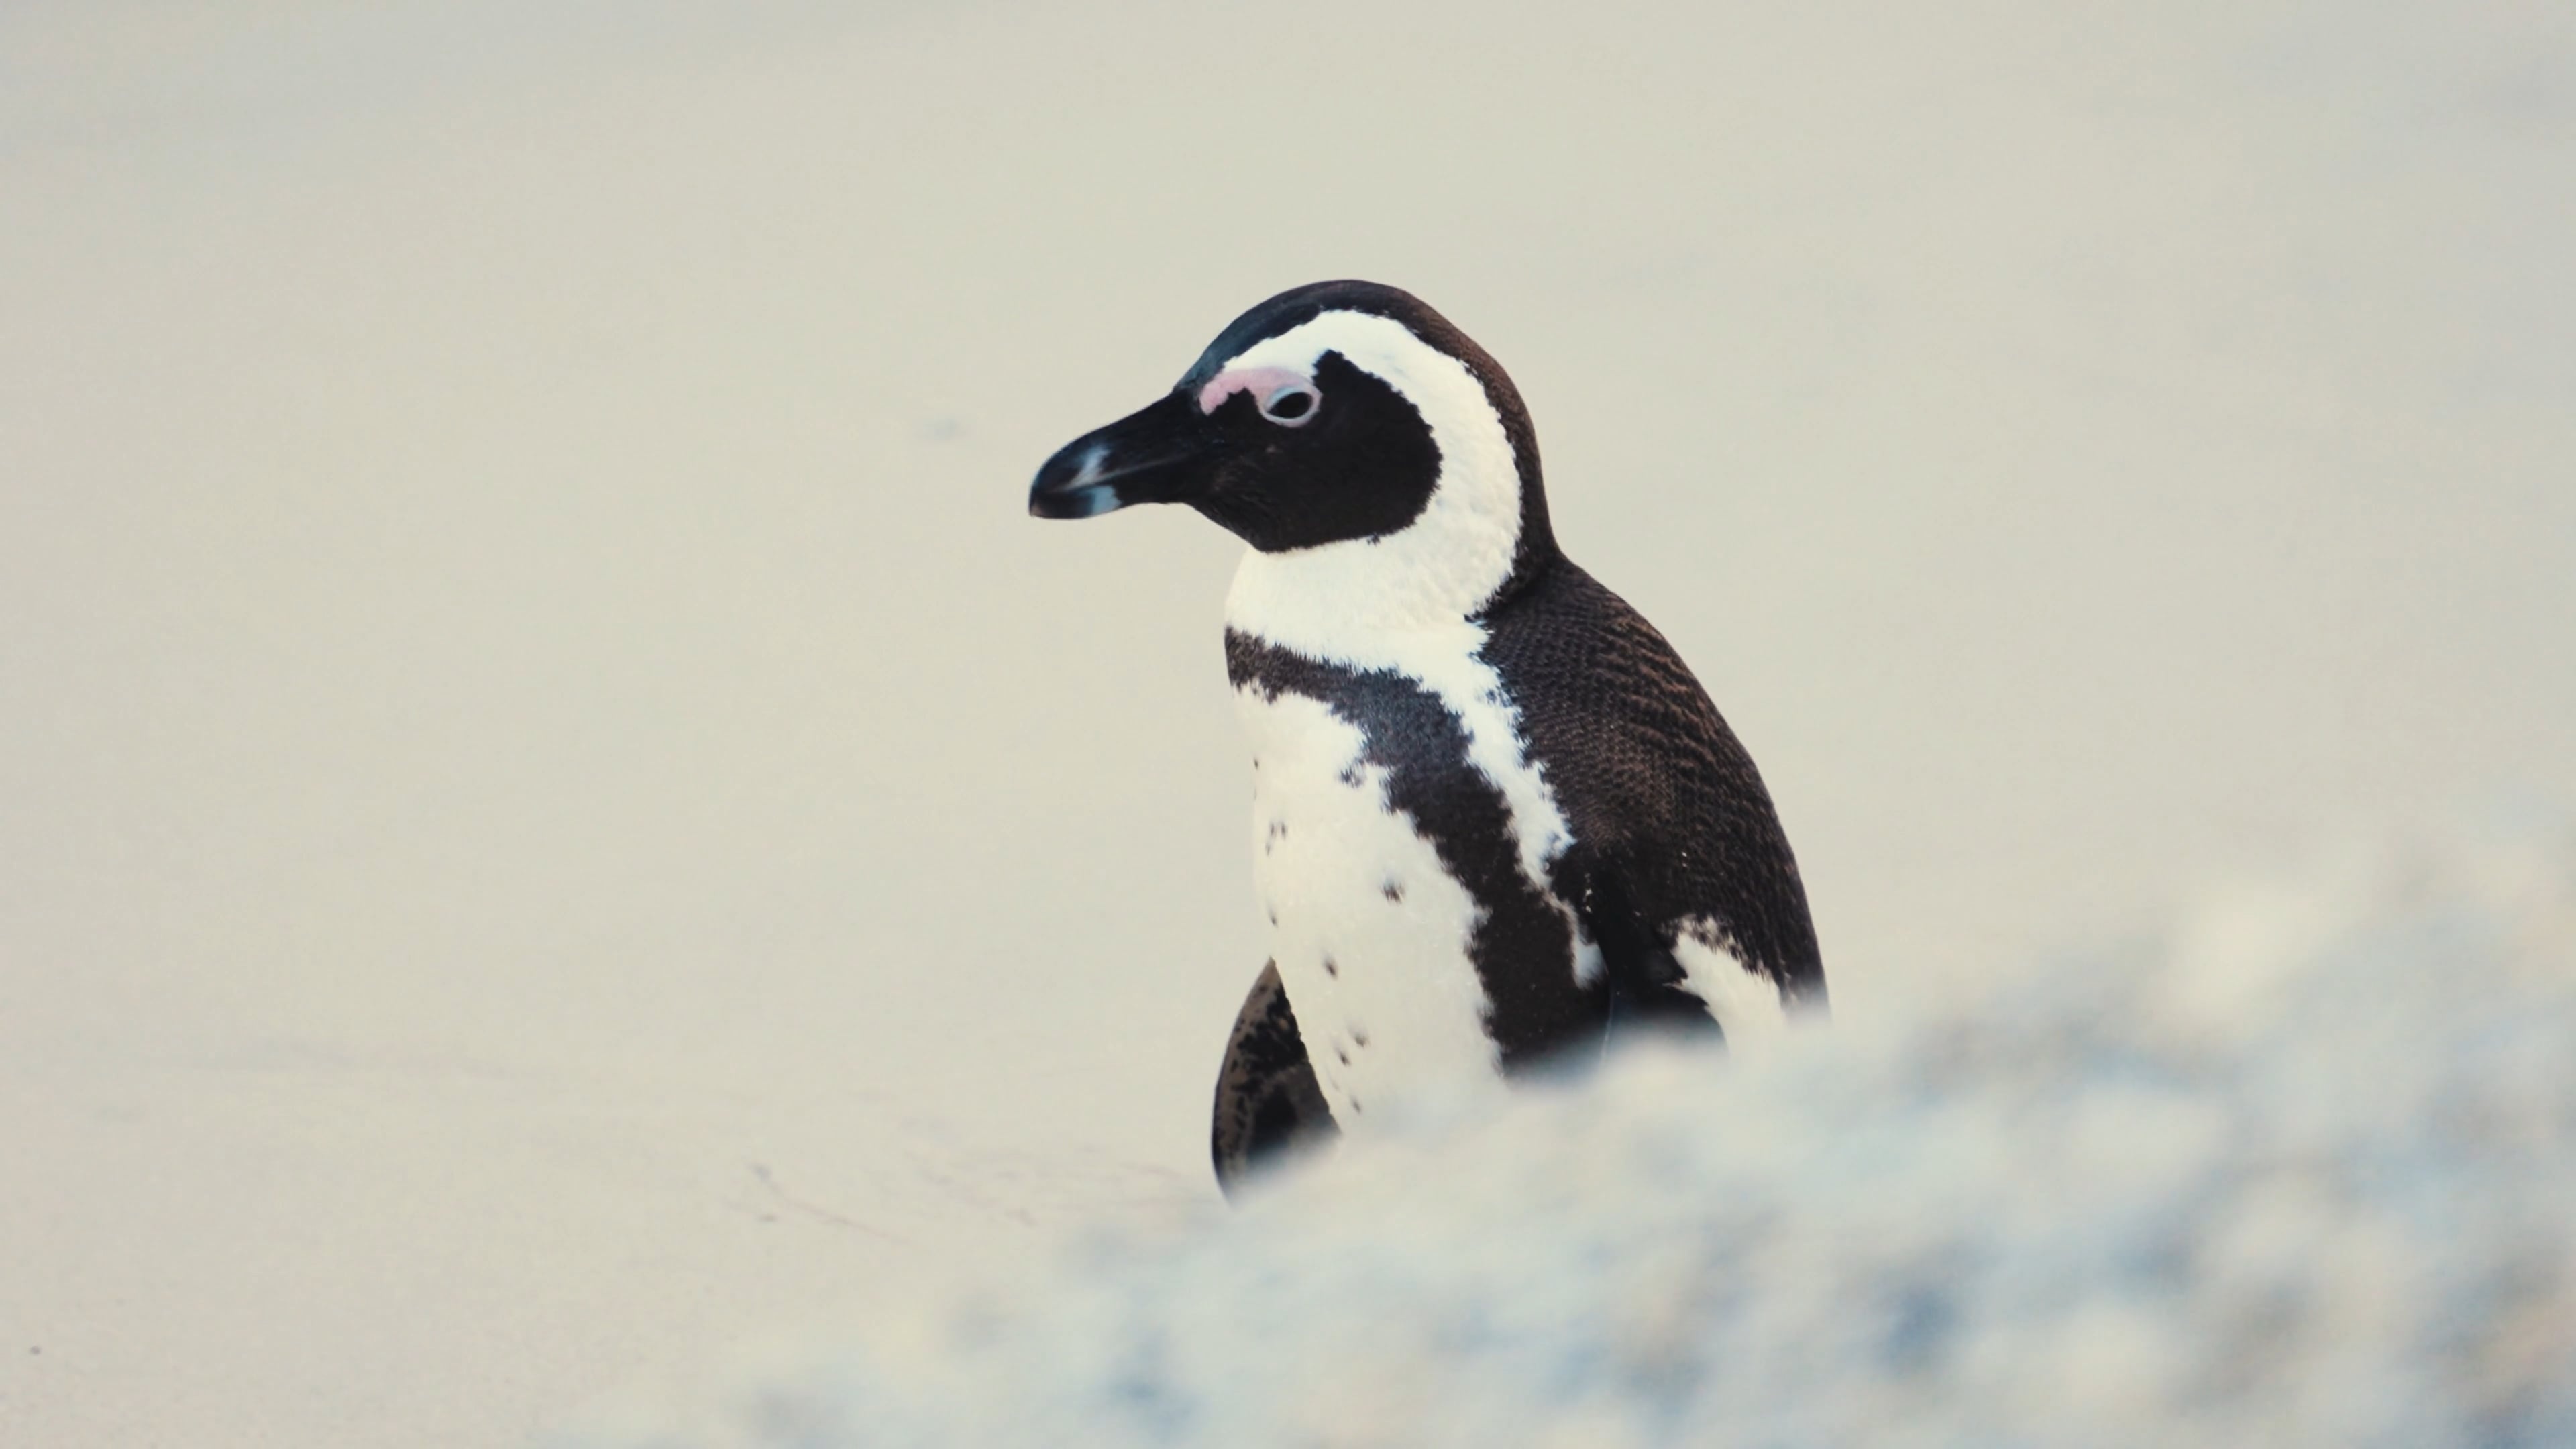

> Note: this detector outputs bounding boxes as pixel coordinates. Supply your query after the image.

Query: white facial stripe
[1220,310,1574,954]
[1219,309,1525,636]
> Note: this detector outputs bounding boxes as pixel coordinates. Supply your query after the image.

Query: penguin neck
[1223,494,1556,665]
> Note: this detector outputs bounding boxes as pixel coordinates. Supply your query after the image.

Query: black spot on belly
[1322,955,1338,979]
[1229,629,1597,1068]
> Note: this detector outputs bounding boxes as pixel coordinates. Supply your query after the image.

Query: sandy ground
[573,815,2576,1448]
[1,1,2570,1444]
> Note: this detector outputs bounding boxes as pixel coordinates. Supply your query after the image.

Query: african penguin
[1029,280,1824,1195]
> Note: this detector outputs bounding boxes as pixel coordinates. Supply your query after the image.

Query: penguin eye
[1260,386,1318,427]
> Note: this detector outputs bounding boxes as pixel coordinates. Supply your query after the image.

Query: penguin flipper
[1211,960,1337,1196]
[1563,851,1730,1044]
[1481,559,1825,1010]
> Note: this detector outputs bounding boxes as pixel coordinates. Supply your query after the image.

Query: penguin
[1028,281,1823,1195]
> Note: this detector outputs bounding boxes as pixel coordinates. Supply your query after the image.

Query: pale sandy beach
[3,2,2570,1443]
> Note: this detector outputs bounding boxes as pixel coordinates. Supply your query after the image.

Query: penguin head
[1030,281,1555,614]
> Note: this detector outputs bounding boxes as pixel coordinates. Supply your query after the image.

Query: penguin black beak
[1029,392,1229,520]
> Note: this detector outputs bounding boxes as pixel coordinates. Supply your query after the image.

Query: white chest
[1238,686,1509,1125]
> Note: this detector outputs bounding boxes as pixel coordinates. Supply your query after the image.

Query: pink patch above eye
[1197,366,1313,415]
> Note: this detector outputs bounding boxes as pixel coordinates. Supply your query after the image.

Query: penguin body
[1032,282,1823,1194]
